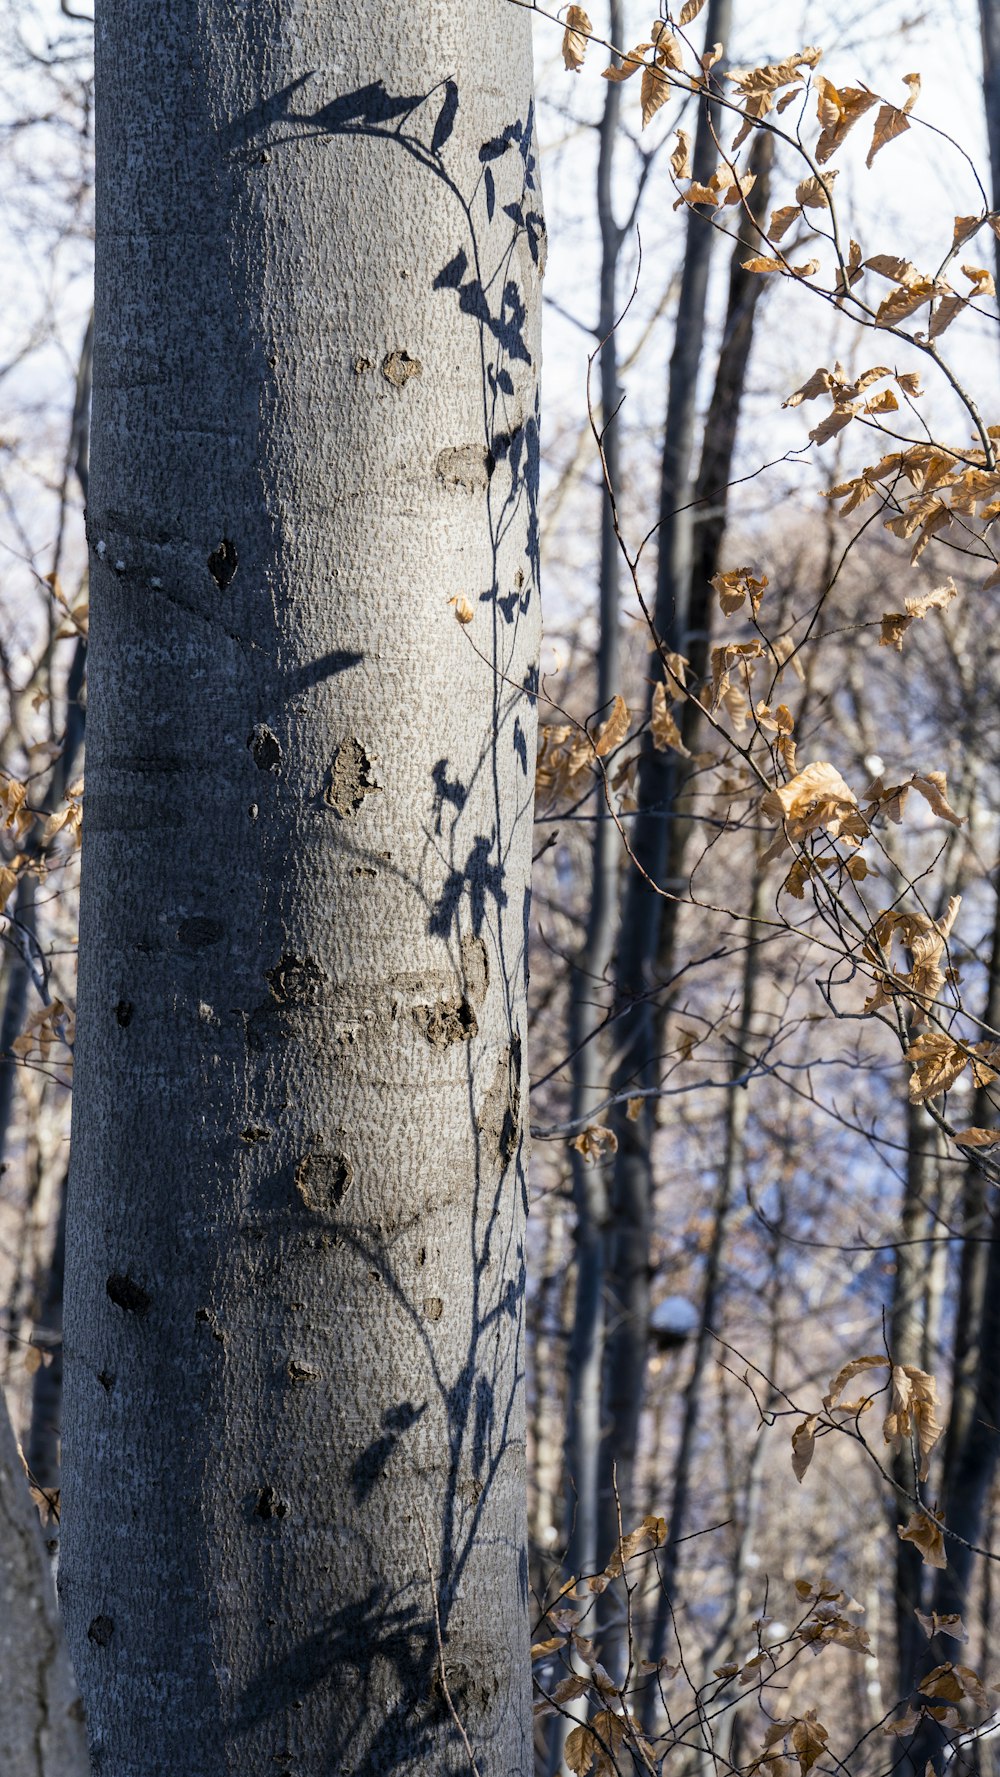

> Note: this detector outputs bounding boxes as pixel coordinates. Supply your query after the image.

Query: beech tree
[58,3,542,1771]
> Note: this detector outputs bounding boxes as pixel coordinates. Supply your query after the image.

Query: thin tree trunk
[980,0,1000,293]
[552,17,626,1766]
[892,1099,936,1700]
[0,1386,89,1775]
[599,0,733,1610]
[60,9,541,1773]
[563,0,625,1617]
[641,869,764,1726]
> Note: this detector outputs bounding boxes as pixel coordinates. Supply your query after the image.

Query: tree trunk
[563,0,625,1619]
[891,1099,936,1700]
[60,8,542,1774]
[981,0,1000,292]
[641,867,764,1726]
[0,1387,89,1776]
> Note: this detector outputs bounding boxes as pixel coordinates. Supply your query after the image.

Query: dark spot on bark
[97,1369,115,1393]
[178,915,224,949]
[460,933,489,1006]
[207,538,238,589]
[287,1359,318,1384]
[255,1485,288,1520]
[87,1615,114,1648]
[240,1124,271,1143]
[382,348,422,387]
[248,802,259,820]
[106,1273,150,1318]
[195,1306,224,1342]
[414,994,477,1048]
[245,1000,293,1052]
[115,1000,132,1029]
[354,355,374,374]
[416,1246,426,1267]
[325,737,380,817]
[266,953,326,1005]
[435,444,493,493]
[480,1035,522,1167]
[423,1297,443,1321]
[295,1148,354,1212]
[248,724,281,772]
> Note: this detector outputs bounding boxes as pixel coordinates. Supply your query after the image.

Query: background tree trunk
[60,6,542,1773]
[0,1388,88,1776]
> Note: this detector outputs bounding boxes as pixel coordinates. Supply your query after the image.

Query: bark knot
[325,737,380,817]
[382,348,422,387]
[295,1147,354,1212]
[106,1273,151,1318]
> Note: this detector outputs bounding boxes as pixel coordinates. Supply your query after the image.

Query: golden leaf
[910,770,962,826]
[562,5,593,72]
[710,639,764,712]
[823,1354,886,1415]
[650,682,690,755]
[742,255,785,274]
[929,293,966,339]
[603,1514,667,1579]
[795,170,838,209]
[451,595,474,624]
[571,1123,618,1163]
[601,44,652,82]
[880,613,911,651]
[815,79,877,162]
[953,214,984,249]
[883,1363,942,1480]
[875,280,939,326]
[954,1127,1000,1148]
[905,1031,968,1104]
[790,1712,829,1776]
[791,1416,817,1482]
[883,1706,922,1736]
[962,261,996,297]
[918,1664,965,1703]
[24,1344,43,1376]
[915,1610,967,1642]
[768,204,801,242]
[626,1096,644,1121]
[594,694,630,757]
[531,1635,566,1659]
[867,102,909,167]
[641,62,671,128]
[670,128,693,180]
[679,0,707,20]
[760,761,862,851]
[711,565,768,615]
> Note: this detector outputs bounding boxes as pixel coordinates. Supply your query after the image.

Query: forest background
[3,0,1000,1771]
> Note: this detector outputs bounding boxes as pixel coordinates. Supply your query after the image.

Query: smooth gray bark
[60,6,541,1773]
[0,1388,89,1777]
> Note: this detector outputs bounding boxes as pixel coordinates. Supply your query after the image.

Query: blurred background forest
[4,0,1000,1771]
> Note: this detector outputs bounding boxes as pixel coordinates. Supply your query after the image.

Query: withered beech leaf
[562,5,593,71]
[791,1416,818,1482]
[602,45,652,82]
[866,101,910,167]
[651,683,690,756]
[594,694,630,757]
[905,1031,969,1104]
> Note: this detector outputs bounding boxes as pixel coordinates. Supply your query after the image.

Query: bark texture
[61,6,541,1774]
[0,1389,89,1777]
